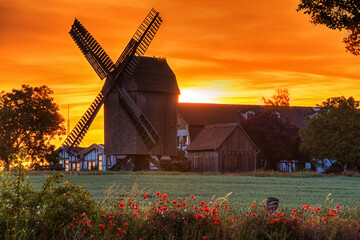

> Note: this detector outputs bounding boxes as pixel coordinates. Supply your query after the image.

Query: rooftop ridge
[178,102,316,108]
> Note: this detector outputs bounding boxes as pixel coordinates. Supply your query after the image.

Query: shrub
[0,153,99,240]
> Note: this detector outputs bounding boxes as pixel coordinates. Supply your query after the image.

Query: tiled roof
[186,123,239,151]
[178,103,315,129]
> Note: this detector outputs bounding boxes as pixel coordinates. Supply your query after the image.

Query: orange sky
[1,0,360,147]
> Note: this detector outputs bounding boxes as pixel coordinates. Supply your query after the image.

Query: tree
[0,85,65,169]
[297,1,360,55]
[262,89,290,106]
[300,96,360,171]
[240,111,303,170]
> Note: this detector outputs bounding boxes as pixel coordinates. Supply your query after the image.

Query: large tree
[300,96,360,171]
[297,0,360,55]
[0,85,65,169]
[262,89,290,107]
[241,111,303,170]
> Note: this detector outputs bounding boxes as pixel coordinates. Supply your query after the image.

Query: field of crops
[28,171,360,210]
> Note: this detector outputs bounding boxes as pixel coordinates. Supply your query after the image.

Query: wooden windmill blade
[115,85,160,150]
[69,18,115,80]
[62,91,105,153]
[114,8,162,78]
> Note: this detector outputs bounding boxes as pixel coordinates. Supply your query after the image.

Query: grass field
[27,172,360,210]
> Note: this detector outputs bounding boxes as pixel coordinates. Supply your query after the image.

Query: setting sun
[179,89,214,103]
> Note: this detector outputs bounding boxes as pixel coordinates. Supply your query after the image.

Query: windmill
[62,9,180,170]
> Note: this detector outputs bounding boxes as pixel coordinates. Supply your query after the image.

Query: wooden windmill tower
[62,9,180,170]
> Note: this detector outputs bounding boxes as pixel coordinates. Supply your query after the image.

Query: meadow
[3,170,360,239]
[27,171,360,209]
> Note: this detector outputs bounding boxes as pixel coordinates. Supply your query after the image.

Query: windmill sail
[69,19,115,80]
[114,8,162,78]
[62,92,104,153]
[63,8,163,153]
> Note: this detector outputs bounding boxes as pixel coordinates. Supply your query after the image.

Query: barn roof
[186,123,256,151]
[122,56,180,95]
[178,103,315,129]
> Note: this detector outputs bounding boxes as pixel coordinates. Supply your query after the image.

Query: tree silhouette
[0,85,65,169]
[262,89,290,107]
[241,111,302,170]
[297,0,360,55]
[300,96,360,171]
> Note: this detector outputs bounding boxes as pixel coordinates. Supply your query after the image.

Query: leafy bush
[0,153,99,239]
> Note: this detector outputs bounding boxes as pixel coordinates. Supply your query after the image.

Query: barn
[186,123,259,172]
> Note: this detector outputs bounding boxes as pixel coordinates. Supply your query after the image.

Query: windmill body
[104,56,179,156]
[62,9,179,170]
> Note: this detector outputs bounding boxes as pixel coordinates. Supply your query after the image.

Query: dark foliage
[0,85,65,169]
[300,96,360,171]
[262,88,290,107]
[241,111,303,170]
[297,0,360,55]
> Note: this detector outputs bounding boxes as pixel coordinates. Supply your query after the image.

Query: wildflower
[154,227,157,230]
[156,192,161,196]
[124,222,128,226]
[172,200,177,204]
[203,236,208,240]
[133,205,139,211]
[162,194,168,200]
[200,201,206,206]
[182,202,188,207]
[145,193,149,197]
[119,203,126,208]
[196,214,202,219]
[292,209,297,214]
[251,212,256,217]
[133,212,139,217]
[191,195,195,199]
[100,224,105,228]
[336,205,340,209]
[82,231,86,234]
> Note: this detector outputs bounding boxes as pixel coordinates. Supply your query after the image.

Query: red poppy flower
[119,203,125,208]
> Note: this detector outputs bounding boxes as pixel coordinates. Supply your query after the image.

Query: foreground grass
[2,170,360,239]
[27,171,360,209]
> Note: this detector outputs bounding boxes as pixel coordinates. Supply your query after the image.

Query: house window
[65,159,69,171]
[98,155,103,171]
[76,162,80,171]
[71,162,76,171]
[183,135,189,146]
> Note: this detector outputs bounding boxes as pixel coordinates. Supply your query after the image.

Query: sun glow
[179,89,214,103]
